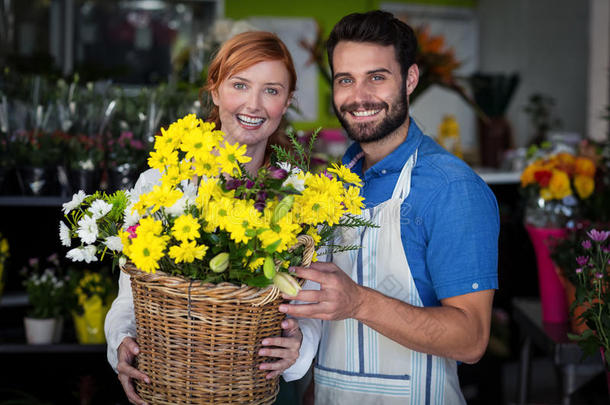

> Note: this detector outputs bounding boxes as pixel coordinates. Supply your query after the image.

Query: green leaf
[264,239,282,254]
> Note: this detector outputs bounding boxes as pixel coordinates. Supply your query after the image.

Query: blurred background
[0,1,609,404]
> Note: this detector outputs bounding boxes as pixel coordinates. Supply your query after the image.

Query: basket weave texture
[125,235,314,404]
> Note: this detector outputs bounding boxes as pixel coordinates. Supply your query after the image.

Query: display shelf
[0,291,28,307]
[0,342,106,354]
[0,196,68,207]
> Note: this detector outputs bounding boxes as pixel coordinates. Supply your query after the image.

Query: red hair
[204,31,297,128]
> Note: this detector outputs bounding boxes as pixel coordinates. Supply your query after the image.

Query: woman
[104,31,306,405]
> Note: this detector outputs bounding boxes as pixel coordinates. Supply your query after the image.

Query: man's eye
[372,75,385,81]
[338,78,353,85]
[265,88,279,95]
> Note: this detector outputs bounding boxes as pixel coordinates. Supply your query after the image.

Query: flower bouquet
[59,114,370,404]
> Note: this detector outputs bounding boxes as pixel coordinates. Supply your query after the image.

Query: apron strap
[391,149,418,200]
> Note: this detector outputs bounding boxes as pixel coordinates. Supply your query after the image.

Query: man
[281,11,499,404]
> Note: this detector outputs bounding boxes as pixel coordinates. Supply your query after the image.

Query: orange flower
[521,163,539,187]
[574,157,596,177]
[549,170,572,200]
[551,153,575,176]
[574,175,595,199]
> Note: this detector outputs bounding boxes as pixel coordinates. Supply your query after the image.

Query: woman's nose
[244,90,263,112]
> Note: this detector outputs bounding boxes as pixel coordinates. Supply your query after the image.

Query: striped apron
[314,149,466,404]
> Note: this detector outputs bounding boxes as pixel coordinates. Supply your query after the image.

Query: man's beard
[333,89,408,144]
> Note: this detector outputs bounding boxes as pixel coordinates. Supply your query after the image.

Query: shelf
[0,196,69,207]
[0,292,28,308]
[0,343,106,354]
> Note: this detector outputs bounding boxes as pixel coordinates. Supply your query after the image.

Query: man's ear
[406,64,419,97]
[211,89,220,107]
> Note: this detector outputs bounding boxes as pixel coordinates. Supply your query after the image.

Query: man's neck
[360,117,410,173]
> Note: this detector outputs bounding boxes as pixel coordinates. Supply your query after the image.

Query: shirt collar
[342,118,424,178]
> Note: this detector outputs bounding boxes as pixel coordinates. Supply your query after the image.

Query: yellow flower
[205,196,234,231]
[0,238,8,255]
[172,214,200,242]
[180,126,219,162]
[343,186,364,215]
[217,141,251,176]
[145,183,183,213]
[247,257,265,272]
[168,240,207,263]
[224,199,263,244]
[521,162,540,187]
[118,230,132,256]
[193,153,219,178]
[148,148,179,171]
[574,174,595,199]
[327,163,363,186]
[574,157,596,177]
[305,226,321,245]
[540,187,553,201]
[258,213,301,253]
[549,170,572,200]
[128,234,169,273]
[138,217,164,236]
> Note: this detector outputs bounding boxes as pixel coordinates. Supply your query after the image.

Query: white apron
[314,150,466,405]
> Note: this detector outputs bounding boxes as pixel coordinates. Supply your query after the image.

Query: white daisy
[123,202,140,228]
[90,199,113,220]
[82,245,98,263]
[282,174,305,192]
[62,190,87,215]
[59,221,71,247]
[77,215,98,244]
[66,247,84,262]
[104,236,123,252]
[277,161,301,175]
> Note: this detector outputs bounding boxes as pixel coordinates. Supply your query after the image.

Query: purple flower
[582,240,592,250]
[576,256,589,266]
[245,179,255,189]
[603,245,610,254]
[268,167,287,180]
[225,178,243,191]
[587,229,610,242]
[256,191,268,202]
[595,272,604,280]
[575,268,583,274]
[322,170,333,180]
[254,201,266,212]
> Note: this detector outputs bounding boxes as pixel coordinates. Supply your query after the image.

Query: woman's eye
[233,83,246,90]
[265,88,279,95]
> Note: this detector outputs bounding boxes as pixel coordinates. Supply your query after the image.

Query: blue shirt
[342,119,499,306]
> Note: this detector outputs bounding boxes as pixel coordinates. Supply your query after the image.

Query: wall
[477,0,590,147]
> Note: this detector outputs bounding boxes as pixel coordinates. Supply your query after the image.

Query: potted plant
[105,131,149,192]
[568,229,610,397]
[65,132,104,194]
[0,232,9,300]
[13,130,63,195]
[21,255,71,344]
[68,268,117,344]
[59,114,371,403]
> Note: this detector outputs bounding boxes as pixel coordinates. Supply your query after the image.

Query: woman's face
[212,60,292,148]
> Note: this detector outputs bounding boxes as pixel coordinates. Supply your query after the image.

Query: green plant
[568,229,610,367]
[21,254,71,319]
[67,268,116,316]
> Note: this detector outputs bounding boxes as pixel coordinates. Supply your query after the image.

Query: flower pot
[17,166,49,196]
[69,169,100,195]
[525,225,569,323]
[53,316,64,343]
[24,317,59,344]
[107,163,139,192]
[72,296,110,344]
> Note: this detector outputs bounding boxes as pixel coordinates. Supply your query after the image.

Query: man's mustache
[339,101,388,113]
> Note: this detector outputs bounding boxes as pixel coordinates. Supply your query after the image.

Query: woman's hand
[258,318,303,379]
[117,336,150,405]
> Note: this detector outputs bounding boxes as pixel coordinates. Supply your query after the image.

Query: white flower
[166,183,196,217]
[59,221,71,247]
[282,174,305,192]
[62,190,87,215]
[119,256,127,268]
[123,202,141,228]
[277,161,301,175]
[78,159,94,170]
[104,236,123,252]
[77,215,98,244]
[90,199,113,219]
[66,245,98,263]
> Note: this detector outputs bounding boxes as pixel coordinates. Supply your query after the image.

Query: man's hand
[279,262,364,321]
[117,337,150,405]
[258,318,303,379]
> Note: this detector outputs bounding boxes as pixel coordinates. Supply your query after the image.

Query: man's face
[331,41,408,143]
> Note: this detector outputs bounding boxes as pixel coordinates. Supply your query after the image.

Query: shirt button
[381,169,387,174]
[472,283,479,290]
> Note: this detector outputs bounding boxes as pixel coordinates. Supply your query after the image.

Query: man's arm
[280,262,494,364]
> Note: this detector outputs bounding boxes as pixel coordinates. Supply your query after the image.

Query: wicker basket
[124,235,314,404]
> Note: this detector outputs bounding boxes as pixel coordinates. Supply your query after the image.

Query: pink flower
[575,268,583,274]
[587,229,610,242]
[127,224,140,239]
[576,256,589,266]
[582,240,592,249]
[595,273,604,280]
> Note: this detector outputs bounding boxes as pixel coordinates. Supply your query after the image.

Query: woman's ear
[282,93,293,115]
[211,89,220,107]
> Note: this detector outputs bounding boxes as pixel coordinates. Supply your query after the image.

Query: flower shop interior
[0,0,609,404]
